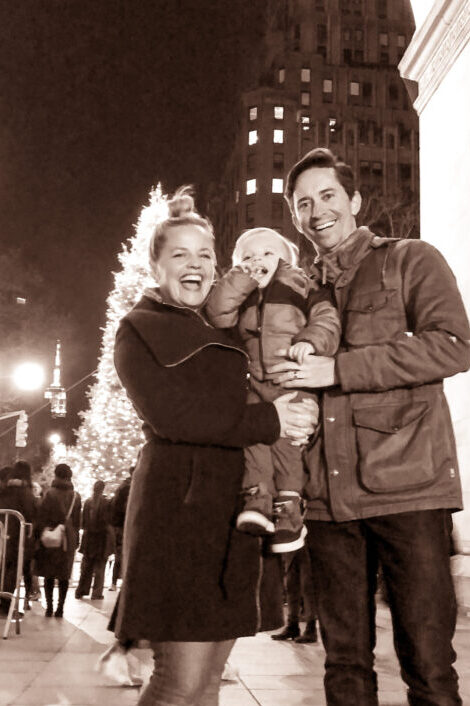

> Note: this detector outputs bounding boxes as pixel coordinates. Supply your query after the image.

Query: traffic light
[15,410,28,448]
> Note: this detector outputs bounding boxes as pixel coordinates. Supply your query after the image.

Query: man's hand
[288,341,315,364]
[267,351,337,389]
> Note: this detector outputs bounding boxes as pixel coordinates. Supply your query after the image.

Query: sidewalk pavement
[1,588,469,706]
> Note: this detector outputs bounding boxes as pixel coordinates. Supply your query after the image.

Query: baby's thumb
[277,391,298,404]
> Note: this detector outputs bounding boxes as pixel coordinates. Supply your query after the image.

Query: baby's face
[239,231,291,288]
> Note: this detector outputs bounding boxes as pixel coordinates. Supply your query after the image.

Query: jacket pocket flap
[345,290,392,313]
[353,402,429,434]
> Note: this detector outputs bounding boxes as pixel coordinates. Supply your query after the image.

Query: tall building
[208,0,418,267]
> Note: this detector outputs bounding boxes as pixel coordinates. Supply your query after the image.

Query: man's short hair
[284,147,357,210]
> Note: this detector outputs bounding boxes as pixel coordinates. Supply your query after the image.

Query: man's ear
[351,190,362,216]
[291,209,302,233]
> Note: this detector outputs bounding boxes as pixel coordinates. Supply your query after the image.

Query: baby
[206,227,340,552]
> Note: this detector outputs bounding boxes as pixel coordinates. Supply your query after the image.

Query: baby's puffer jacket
[206,260,341,382]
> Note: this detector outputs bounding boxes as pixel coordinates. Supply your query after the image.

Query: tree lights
[69,186,168,496]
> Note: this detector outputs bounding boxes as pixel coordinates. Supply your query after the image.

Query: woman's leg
[56,579,69,616]
[44,577,55,616]
[137,639,236,706]
[196,639,236,706]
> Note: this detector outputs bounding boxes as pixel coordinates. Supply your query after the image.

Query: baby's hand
[240,263,267,283]
[288,341,315,364]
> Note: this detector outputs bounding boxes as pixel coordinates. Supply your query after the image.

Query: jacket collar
[315,227,375,285]
[123,293,246,367]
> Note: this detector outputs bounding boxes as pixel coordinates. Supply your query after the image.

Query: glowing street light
[48,432,62,445]
[12,362,45,391]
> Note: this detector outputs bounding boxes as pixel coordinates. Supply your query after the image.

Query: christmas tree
[68,186,169,497]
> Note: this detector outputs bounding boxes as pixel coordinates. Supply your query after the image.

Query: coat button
[450,468,456,478]
[392,425,400,431]
[330,469,339,477]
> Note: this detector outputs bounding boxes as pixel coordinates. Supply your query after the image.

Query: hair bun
[168,187,195,218]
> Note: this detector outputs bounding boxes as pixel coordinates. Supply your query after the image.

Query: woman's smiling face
[152,224,216,310]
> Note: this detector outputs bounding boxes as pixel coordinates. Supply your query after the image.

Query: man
[268,147,470,705]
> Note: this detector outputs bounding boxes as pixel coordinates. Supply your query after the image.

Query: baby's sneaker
[236,484,275,535]
[269,494,307,553]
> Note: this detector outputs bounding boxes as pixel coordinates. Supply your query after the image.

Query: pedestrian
[28,481,43,601]
[206,227,340,552]
[271,545,318,644]
[268,147,470,705]
[112,186,317,705]
[34,463,81,618]
[0,460,36,617]
[75,480,111,600]
[108,466,134,591]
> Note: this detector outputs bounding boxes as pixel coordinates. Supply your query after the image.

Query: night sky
[0,1,264,436]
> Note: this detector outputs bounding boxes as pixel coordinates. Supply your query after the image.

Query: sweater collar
[316,227,375,284]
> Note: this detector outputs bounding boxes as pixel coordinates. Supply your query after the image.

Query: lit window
[272,178,284,194]
[323,79,333,93]
[248,130,258,145]
[273,129,284,143]
[274,106,284,120]
[350,81,360,96]
[249,106,257,121]
[301,67,311,82]
[397,34,406,48]
[379,33,389,46]
[246,179,256,195]
[279,68,285,83]
[328,117,337,131]
[300,115,310,131]
[301,91,310,106]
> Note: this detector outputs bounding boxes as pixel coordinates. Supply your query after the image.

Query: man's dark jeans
[306,510,461,706]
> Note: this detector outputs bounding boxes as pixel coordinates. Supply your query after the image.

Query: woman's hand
[267,351,337,389]
[273,392,319,446]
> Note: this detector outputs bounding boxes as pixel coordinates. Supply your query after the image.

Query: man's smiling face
[292,166,361,255]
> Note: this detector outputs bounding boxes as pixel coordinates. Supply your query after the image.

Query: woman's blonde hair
[148,186,215,268]
[232,227,299,267]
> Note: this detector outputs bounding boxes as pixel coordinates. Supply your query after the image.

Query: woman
[0,461,36,616]
[113,188,317,706]
[34,463,81,617]
[75,480,111,600]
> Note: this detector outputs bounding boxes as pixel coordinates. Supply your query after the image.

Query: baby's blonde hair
[232,227,299,267]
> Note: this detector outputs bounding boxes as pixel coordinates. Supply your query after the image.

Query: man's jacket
[304,227,470,522]
[206,260,340,382]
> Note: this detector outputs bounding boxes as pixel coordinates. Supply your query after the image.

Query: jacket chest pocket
[352,401,435,493]
[343,289,406,347]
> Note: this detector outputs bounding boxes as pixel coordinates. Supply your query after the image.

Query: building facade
[208,0,419,267]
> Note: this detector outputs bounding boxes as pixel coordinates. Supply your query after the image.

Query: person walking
[75,480,111,600]
[112,186,317,705]
[34,464,81,618]
[268,147,470,705]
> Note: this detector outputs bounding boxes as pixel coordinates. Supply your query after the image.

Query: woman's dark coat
[114,294,283,642]
[34,479,81,581]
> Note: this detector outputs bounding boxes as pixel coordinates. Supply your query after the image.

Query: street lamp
[12,362,45,391]
[48,432,62,445]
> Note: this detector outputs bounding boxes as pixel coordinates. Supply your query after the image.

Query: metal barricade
[0,509,31,639]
